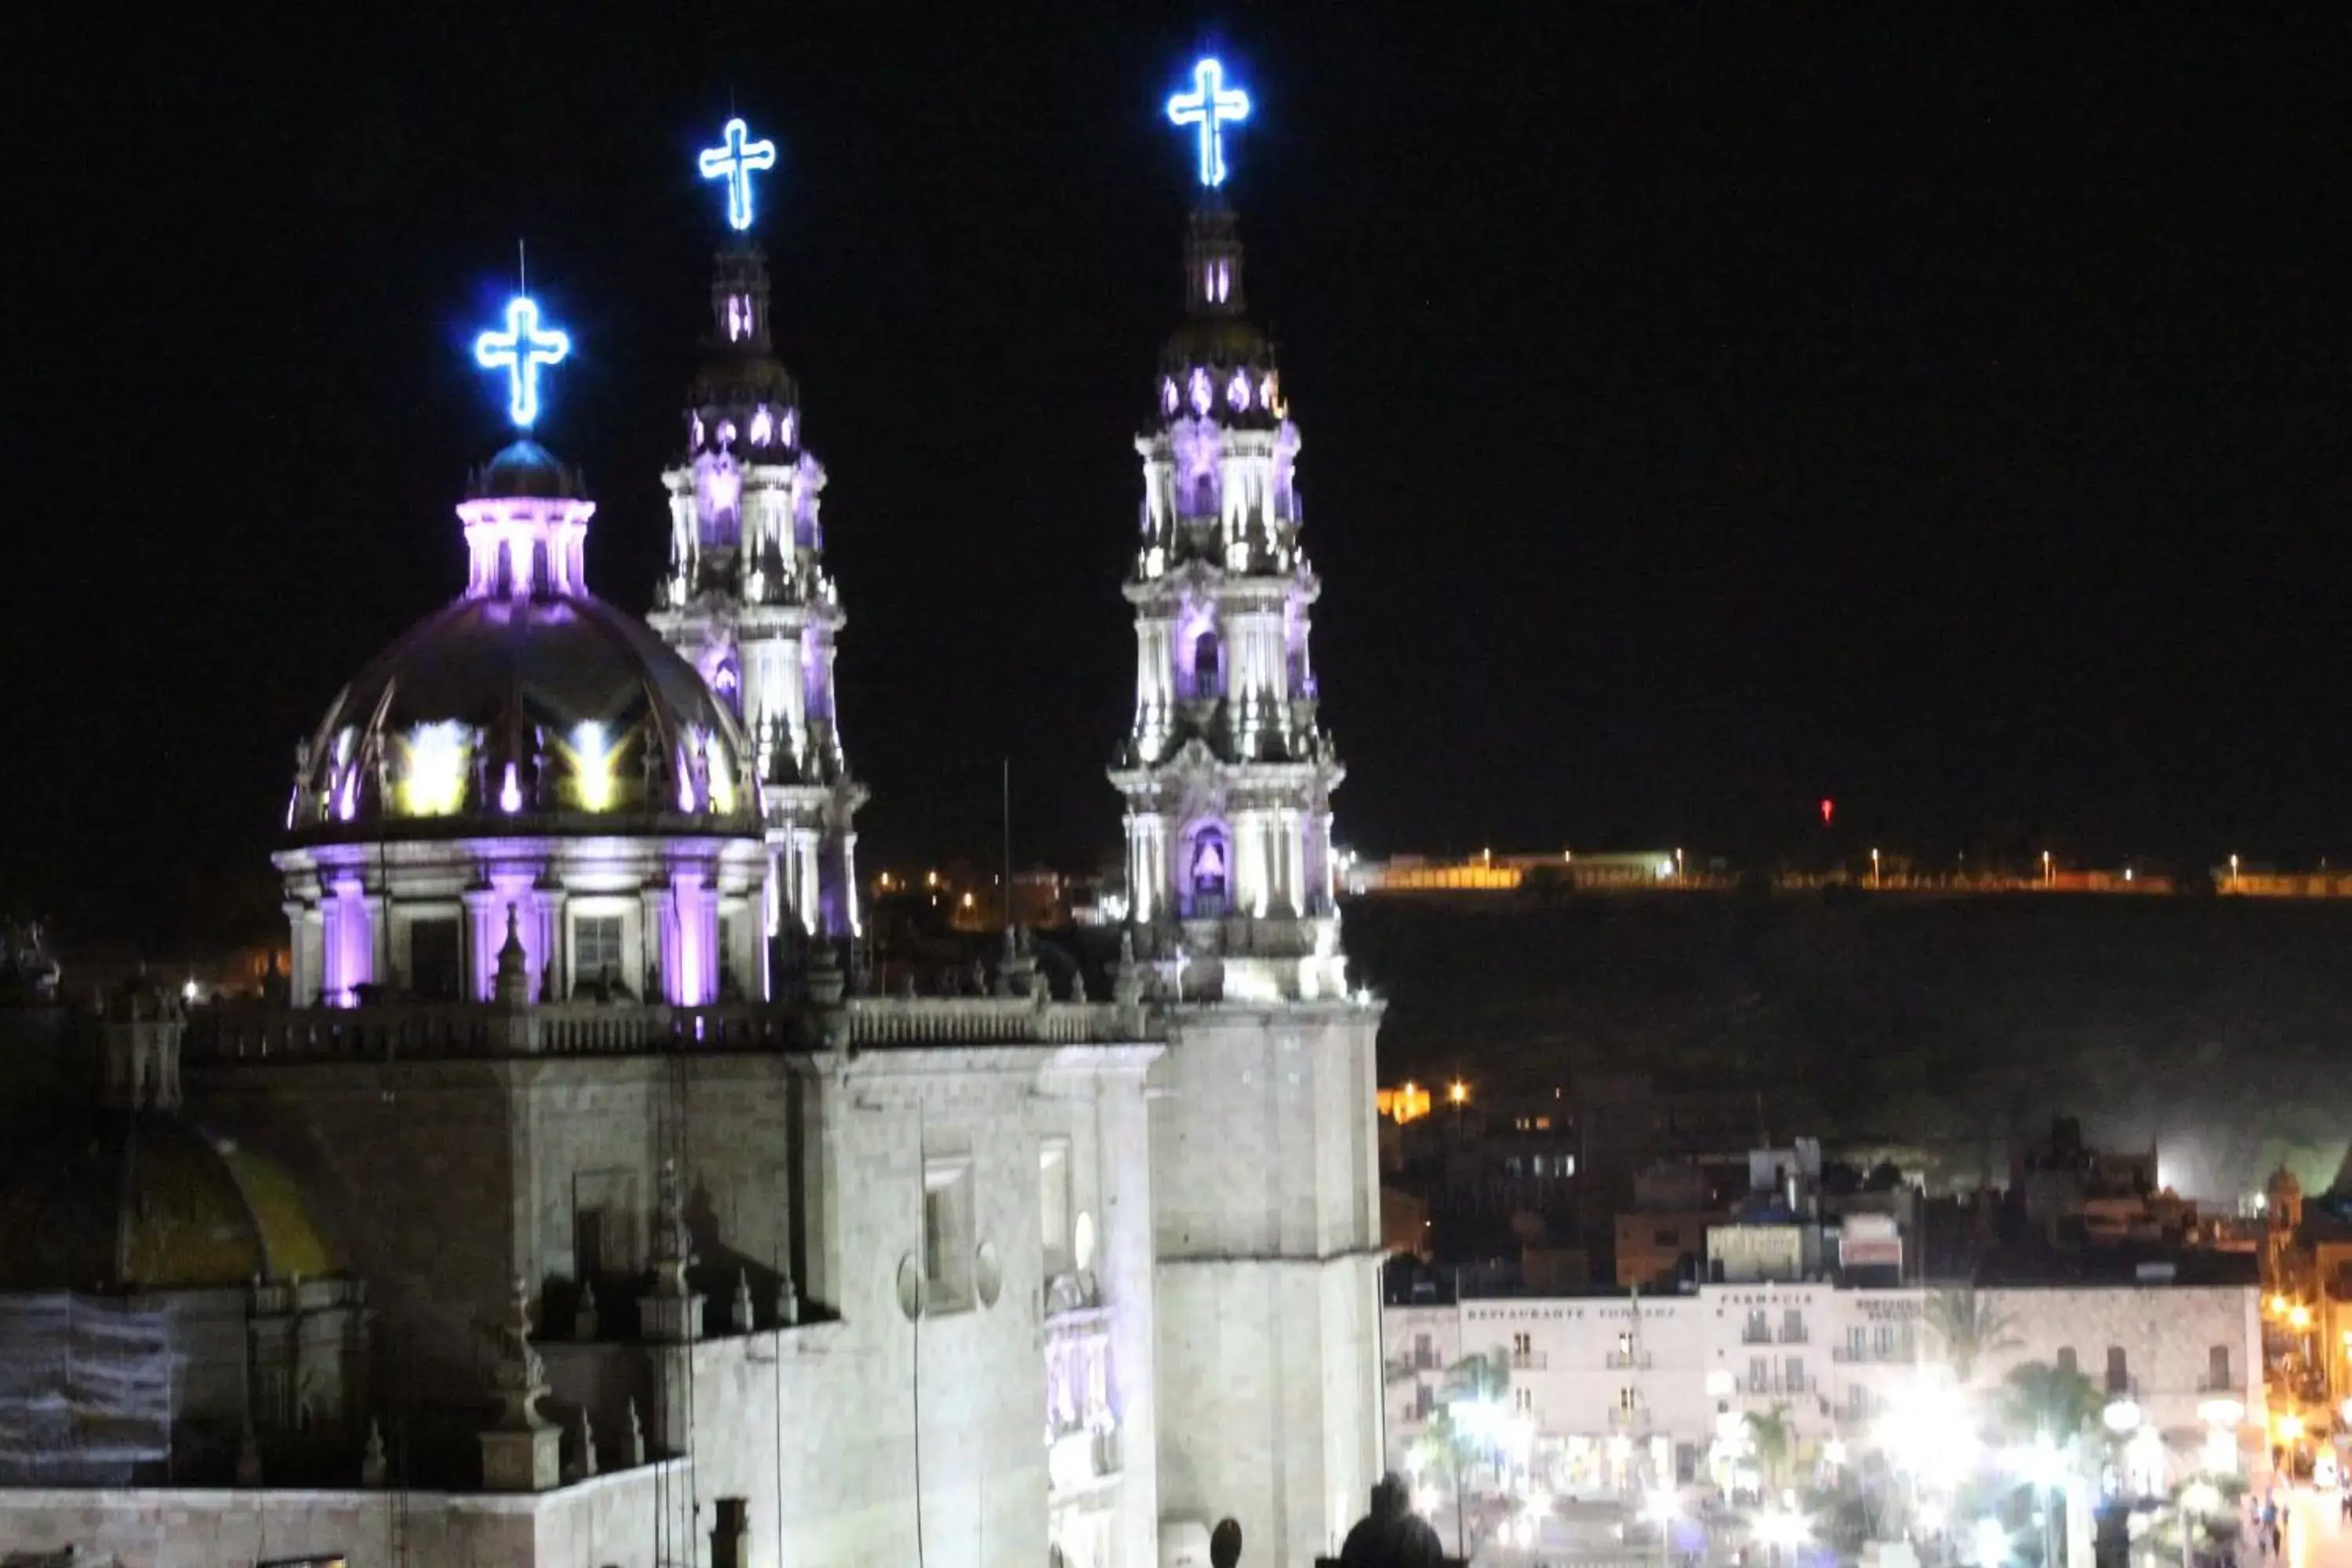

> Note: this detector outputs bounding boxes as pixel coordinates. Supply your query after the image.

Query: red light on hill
[1820,798,1835,826]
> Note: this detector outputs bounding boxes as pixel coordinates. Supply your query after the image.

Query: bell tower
[1120,60,1385,1568]
[651,117,866,944]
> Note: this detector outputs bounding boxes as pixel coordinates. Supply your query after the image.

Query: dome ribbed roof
[290,593,756,841]
[0,1114,338,1291]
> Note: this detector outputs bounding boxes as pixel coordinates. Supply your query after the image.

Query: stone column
[462,887,499,1001]
[1098,1061,1162,1568]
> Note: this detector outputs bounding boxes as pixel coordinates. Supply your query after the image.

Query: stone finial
[775,1267,800,1327]
[488,1276,553,1432]
[627,1397,648,1467]
[731,1269,755,1333]
[361,1418,387,1487]
[493,906,532,1007]
[649,1160,695,1299]
[575,1408,598,1478]
[574,1279,600,1341]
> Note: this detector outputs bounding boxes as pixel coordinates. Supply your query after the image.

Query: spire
[651,114,869,951]
[1112,58,1348,1002]
[1184,204,1247,318]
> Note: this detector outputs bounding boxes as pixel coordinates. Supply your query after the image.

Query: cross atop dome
[474,296,570,430]
[699,117,778,233]
[1167,58,1250,191]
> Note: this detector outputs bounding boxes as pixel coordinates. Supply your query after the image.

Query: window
[2056,1346,2078,1377]
[1655,1229,1680,1248]
[1872,1323,1894,1357]
[1040,1139,1073,1276]
[1512,1332,1532,1356]
[408,916,462,1000]
[1191,629,1223,699]
[1748,1356,1768,1392]
[1847,1384,1871,1417]
[1618,1386,1637,1410]
[1744,1308,1769,1343]
[2209,1345,2231,1390]
[1414,1384,1435,1419]
[1781,1308,1805,1343]
[1515,1388,1532,1414]
[575,915,623,988]
[1414,1332,1434,1371]
[923,1156,975,1313]
[2104,1346,2129,1395]
[1784,1356,1805,1394]
[1847,1326,1867,1359]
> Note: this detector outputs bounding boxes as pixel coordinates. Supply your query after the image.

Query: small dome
[0,1115,339,1291]
[474,439,584,500]
[292,594,756,840]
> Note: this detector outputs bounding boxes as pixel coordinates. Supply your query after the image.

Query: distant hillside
[1345,890,2352,1202]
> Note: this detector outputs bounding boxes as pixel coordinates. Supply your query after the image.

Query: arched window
[1190,627,1223,699]
[1185,826,1230,918]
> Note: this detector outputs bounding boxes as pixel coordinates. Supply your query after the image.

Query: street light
[1756,1507,1812,1563]
[1642,1487,1679,1568]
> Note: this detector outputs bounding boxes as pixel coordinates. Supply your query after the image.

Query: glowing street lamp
[1972,1517,2010,1568]
[1642,1488,1679,1568]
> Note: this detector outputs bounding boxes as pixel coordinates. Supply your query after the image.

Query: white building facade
[1386,1283,2263,1498]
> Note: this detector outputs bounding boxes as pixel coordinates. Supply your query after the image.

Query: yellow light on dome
[706,738,736,815]
[397,722,472,816]
[564,722,619,811]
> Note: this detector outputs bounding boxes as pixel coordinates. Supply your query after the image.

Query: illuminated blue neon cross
[1167,58,1251,189]
[699,117,778,232]
[473,297,570,429]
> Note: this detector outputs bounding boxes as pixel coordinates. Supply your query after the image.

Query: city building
[1385,1276,2263,1502]
[0,76,1385,1568]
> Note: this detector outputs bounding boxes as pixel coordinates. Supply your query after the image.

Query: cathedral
[0,64,1384,1568]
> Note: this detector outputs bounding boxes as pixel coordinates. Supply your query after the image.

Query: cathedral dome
[290,593,755,841]
[287,445,757,842]
[0,1114,339,1291]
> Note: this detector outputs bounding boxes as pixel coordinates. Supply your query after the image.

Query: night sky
[11,13,2352,949]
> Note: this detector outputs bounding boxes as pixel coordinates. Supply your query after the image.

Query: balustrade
[186,992,1149,1065]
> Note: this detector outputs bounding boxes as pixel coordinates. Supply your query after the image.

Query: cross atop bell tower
[652,114,866,949]
[1109,55,1347,1004]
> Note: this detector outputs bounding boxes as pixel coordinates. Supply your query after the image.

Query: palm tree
[1996,1360,2103,1445]
[1926,1287,2018,1383]
[1745,1403,1795,1492]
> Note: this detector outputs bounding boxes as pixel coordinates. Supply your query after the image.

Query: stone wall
[1152,1002,1384,1568]
[0,1461,673,1568]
